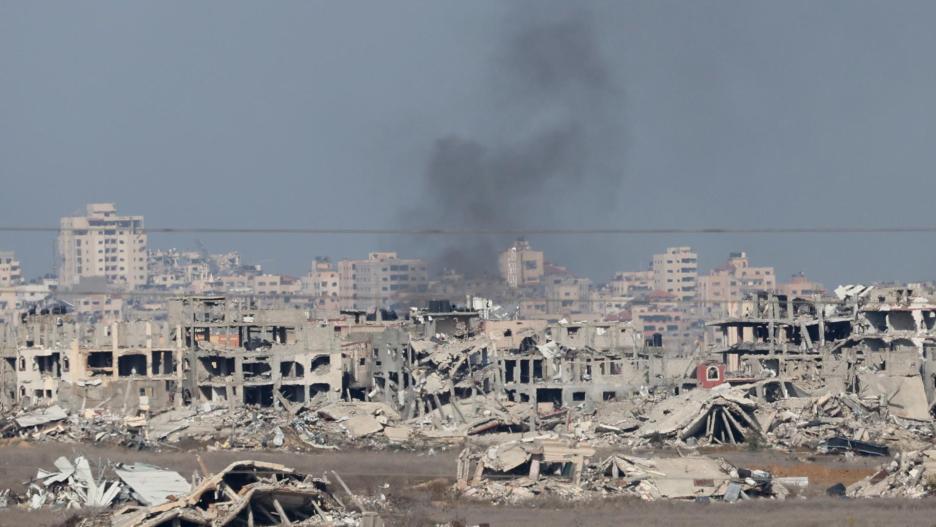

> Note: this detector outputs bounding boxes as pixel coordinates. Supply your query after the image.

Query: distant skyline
[4,1,936,287]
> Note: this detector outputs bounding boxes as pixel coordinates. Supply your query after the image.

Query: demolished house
[110,460,359,527]
[11,457,376,527]
[456,438,789,503]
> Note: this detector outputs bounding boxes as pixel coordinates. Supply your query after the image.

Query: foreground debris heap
[457,439,596,502]
[588,454,783,502]
[455,439,793,503]
[109,460,367,527]
[28,456,123,510]
[10,456,380,526]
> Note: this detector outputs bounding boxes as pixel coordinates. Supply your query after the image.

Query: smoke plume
[409,7,624,276]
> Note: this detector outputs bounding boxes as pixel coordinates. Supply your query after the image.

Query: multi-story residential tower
[498,239,544,288]
[338,252,428,310]
[58,203,147,289]
[652,246,698,302]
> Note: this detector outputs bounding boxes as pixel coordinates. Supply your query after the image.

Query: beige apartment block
[698,251,776,317]
[308,258,340,298]
[778,272,825,299]
[609,270,654,296]
[545,276,593,314]
[58,203,147,289]
[338,252,428,310]
[498,239,544,288]
[0,251,23,287]
[652,246,698,302]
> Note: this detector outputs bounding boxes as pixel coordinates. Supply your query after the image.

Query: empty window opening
[36,353,61,377]
[151,350,175,375]
[536,388,563,405]
[889,311,917,332]
[309,383,331,402]
[118,354,147,376]
[87,351,114,373]
[279,384,306,403]
[310,355,331,375]
[242,360,272,379]
[243,385,274,407]
[520,360,530,384]
[532,360,544,381]
[199,356,235,377]
[504,360,517,383]
[279,361,304,379]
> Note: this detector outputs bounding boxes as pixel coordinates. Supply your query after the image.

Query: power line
[2,225,936,235]
[0,288,836,306]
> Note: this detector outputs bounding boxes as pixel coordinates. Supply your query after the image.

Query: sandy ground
[0,440,926,527]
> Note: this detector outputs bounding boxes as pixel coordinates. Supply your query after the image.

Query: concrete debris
[819,436,890,457]
[637,385,762,446]
[455,438,788,503]
[847,449,936,498]
[14,405,68,429]
[113,463,191,506]
[106,460,375,527]
[12,456,385,526]
[27,456,121,510]
[7,290,936,507]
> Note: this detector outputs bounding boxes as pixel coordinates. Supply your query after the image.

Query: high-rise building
[498,239,544,288]
[58,203,147,289]
[338,252,428,310]
[0,251,23,287]
[651,246,698,302]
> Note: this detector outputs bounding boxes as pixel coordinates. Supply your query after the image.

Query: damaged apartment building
[494,320,698,408]
[0,296,343,412]
[706,285,936,418]
[338,303,701,421]
[171,296,342,407]
[0,307,180,412]
[0,293,701,419]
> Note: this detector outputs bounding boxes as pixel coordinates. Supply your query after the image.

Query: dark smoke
[409,7,624,276]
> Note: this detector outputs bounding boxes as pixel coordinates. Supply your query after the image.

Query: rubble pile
[25,456,122,510]
[456,439,595,503]
[634,385,762,446]
[106,461,373,527]
[563,383,936,454]
[768,393,934,451]
[6,456,383,526]
[847,449,936,498]
[455,438,795,504]
[586,454,784,502]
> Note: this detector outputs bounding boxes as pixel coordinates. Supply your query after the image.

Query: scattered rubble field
[0,441,922,527]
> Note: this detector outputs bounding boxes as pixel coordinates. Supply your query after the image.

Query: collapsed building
[0,296,696,420]
[5,284,936,444]
[707,286,936,421]
[496,320,696,407]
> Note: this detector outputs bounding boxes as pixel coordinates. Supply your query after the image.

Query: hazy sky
[3,1,936,286]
